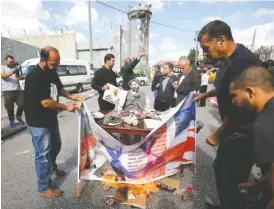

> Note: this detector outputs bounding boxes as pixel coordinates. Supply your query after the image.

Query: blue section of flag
[174,94,196,137]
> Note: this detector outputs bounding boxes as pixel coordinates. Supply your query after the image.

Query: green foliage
[187,48,197,65]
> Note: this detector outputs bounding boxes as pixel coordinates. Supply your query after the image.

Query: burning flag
[77,92,196,184]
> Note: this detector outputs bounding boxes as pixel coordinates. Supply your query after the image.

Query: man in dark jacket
[121,52,146,90]
[174,58,201,106]
[151,65,163,98]
[92,54,117,111]
[154,62,177,112]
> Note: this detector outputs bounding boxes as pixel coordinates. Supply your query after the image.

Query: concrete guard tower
[128,4,152,67]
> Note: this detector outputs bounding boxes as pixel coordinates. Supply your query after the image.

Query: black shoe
[205,202,224,209]
[16,116,25,125]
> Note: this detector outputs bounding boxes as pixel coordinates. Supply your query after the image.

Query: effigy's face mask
[130,81,140,92]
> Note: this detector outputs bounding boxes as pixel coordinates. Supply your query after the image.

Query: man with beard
[24,46,81,198]
[123,79,151,113]
[229,66,274,209]
[193,20,262,209]
[92,54,117,111]
[1,55,25,127]
[121,52,146,90]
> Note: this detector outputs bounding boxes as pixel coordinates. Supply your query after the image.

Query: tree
[187,48,197,65]
[254,46,274,61]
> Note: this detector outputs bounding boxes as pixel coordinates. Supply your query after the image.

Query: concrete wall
[16,32,77,59]
[77,49,109,69]
[1,37,40,64]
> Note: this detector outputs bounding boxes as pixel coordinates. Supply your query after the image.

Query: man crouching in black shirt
[24,46,82,198]
[230,66,274,209]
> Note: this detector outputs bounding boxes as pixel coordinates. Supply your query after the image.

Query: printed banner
[79,92,196,184]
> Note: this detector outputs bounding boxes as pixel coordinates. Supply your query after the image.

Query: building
[1,37,39,64]
[76,41,112,70]
[16,32,77,59]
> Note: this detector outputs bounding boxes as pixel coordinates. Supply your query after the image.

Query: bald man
[174,58,201,106]
[24,46,81,198]
[230,66,274,209]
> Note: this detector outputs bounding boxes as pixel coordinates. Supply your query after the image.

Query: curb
[1,93,98,140]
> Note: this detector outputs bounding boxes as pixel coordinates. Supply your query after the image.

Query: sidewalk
[1,91,97,140]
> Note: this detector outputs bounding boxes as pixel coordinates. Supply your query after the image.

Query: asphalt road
[1,85,221,209]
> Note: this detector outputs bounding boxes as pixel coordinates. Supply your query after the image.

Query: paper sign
[103,83,128,106]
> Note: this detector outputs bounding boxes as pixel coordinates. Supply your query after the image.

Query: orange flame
[102,167,159,195]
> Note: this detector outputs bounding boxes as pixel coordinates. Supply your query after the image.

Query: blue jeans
[28,123,62,192]
[154,90,158,99]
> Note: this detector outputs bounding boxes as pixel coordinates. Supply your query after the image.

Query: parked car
[116,73,149,87]
[19,58,93,93]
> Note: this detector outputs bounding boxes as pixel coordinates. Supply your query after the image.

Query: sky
[1,0,274,65]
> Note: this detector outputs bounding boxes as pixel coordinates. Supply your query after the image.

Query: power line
[96,0,197,32]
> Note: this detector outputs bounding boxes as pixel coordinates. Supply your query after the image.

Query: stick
[194,104,197,174]
[76,106,82,197]
[76,182,81,198]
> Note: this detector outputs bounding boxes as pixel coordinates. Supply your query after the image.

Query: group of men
[92,51,147,112]
[193,20,274,209]
[151,58,206,112]
[1,19,273,209]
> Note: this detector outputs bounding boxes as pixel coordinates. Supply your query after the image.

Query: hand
[139,51,146,57]
[75,100,82,110]
[206,134,219,146]
[12,68,18,74]
[103,85,109,90]
[66,104,76,112]
[172,81,178,89]
[193,93,206,102]
[70,94,82,101]
[267,199,274,209]
[238,181,257,190]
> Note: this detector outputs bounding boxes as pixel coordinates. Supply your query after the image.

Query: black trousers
[213,130,254,209]
[98,97,115,112]
[3,90,24,121]
[199,85,208,107]
[154,99,171,112]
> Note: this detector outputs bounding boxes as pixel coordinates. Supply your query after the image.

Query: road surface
[2,85,223,209]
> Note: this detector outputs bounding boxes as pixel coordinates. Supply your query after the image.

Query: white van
[20,58,92,93]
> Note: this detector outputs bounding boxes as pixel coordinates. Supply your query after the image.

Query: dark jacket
[157,75,178,102]
[176,69,201,105]
[92,66,118,111]
[151,71,163,91]
[121,58,140,90]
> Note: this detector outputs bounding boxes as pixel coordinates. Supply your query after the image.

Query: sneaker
[9,121,15,128]
[40,188,64,198]
[16,116,25,125]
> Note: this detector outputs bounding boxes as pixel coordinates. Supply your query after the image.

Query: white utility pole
[251,28,257,52]
[88,0,93,65]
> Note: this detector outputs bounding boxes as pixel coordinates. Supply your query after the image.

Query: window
[57,65,68,76]
[68,65,79,75]
[57,65,87,76]
[78,66,87,75]
[22,65,35,75]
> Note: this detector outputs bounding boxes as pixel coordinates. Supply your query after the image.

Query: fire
[102,166,159,195]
